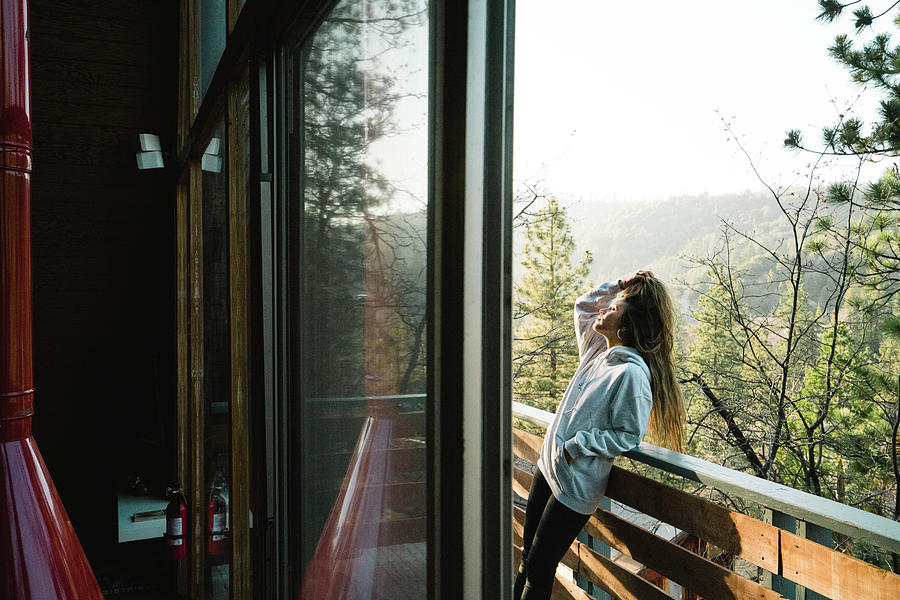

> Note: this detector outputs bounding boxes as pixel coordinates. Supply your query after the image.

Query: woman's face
[592,296,628,338]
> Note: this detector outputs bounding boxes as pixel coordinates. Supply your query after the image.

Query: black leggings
[514,468,591,600]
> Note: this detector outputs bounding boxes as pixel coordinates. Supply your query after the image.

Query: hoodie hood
[605,346,651,382]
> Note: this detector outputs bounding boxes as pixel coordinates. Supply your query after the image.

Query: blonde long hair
[619,272,685,452]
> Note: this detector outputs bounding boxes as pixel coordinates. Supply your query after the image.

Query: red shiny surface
[1,0,34,425]
[0,437,103,599]
[165,492,188,560]
[299,408,395,599]
[299,220,411,598]
[0,0,31,145]
[0,414,30,442]
[1,0,103,596]
[206,489,227,556]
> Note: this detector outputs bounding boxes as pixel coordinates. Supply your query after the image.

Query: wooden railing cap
[512,401,900,554]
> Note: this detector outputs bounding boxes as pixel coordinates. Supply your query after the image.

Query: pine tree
[782,8,900,559]
[513,197,592,412]
[785,1,900,310]
[684,280,757,467]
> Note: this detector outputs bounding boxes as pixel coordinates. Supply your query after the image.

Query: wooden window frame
[176,2,262,599]
[176,1,515,598]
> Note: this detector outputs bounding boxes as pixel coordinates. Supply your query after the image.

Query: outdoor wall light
[201,137,222,173]
[135,133,165,170]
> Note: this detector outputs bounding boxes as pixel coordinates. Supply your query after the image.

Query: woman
[514,271,685,600]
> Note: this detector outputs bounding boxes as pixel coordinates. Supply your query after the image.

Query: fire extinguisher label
[167,517,183,537]
[212,513,226,540]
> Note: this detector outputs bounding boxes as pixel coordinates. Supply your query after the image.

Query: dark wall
[28,0,178,561]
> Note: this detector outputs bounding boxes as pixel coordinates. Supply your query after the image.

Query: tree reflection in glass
[291,1,428,598]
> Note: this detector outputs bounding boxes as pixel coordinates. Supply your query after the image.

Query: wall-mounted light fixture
[201,137,222,173]
[135,133,165,170]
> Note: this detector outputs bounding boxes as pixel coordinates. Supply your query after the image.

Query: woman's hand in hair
[621,270,652,289]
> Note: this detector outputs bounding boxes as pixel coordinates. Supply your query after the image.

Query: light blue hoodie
[537,281,653,515]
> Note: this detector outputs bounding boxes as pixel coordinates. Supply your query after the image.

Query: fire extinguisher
[164,485,188,560]
[207,478,228,556]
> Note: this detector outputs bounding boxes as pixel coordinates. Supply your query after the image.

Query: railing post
[796,521,833,600]
[763,508,798,599]
[576,496,612,600]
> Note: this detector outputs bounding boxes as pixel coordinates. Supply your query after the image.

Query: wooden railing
[512,401,900,600]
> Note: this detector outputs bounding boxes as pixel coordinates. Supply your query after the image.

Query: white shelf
[117,495,168,543]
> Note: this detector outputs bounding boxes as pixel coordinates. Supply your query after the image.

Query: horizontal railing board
[514,429,900,600]
[780,527,900,600]
[512,543,593,600]
[513,432,784,598]
[514,507,679,600]
[513,427,543,465]
[552,575,595,600]
[512,401,900,555]
[606,465,900,600]
[626,442,900,555]
[513,465,532,500]
[586,508,787,600]
[513,401,556,430]
[515,463,721,600]
[578,542,672,600]
[606,465,780,572]
[514,429,775,598]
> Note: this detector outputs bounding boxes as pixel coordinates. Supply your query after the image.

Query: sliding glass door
[268,1,515,597]
[282,1,429,597]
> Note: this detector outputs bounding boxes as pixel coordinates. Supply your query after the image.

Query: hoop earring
[616,328,624,341]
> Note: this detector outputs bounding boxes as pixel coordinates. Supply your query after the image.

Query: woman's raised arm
[574,280,621,361]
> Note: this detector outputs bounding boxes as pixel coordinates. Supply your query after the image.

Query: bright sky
[514,0,891,202]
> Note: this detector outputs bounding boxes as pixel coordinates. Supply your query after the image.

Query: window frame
[176,0,515,597]
[428,1,515,596]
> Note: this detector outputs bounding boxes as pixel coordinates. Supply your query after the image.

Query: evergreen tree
[785,1,900,311]
[684,280,761,471]
[781,8,900,564]
[803,324,883,500]
[513,197,592,412]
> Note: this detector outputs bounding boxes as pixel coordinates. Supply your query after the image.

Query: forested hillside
[513,188,899,569]
[563,190,853,314]
[567,190,780,283]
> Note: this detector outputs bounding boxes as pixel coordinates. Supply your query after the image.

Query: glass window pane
[202,117,231,599]
[285,0,429,597]
[201,0,227,96]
